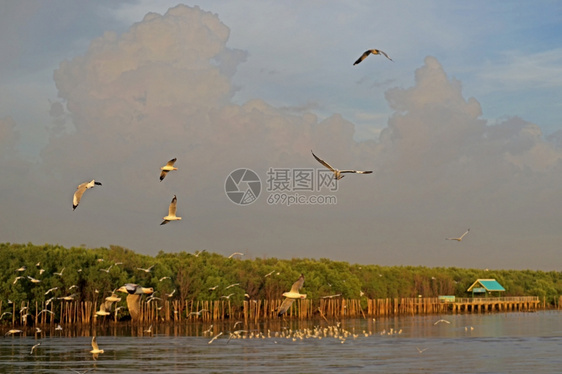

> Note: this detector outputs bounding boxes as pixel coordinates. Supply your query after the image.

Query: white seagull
[228,252,244,259]
[73,180,102,210]
[45,287,58,295]
[137,265,155,273]
[446,229,470,242]
[160,158,178,181]
[30,343,41,354]
[161,195,182,225]
[277,274,306,317]
[353,49,393,65]
[434,319,451,325]
[311,150,372,180]
[90,336,104,358]
[208,332,223,344]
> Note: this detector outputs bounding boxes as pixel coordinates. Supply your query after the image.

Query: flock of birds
[4,48,475,363]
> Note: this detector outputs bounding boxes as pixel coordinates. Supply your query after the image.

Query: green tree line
[1,242,561,312]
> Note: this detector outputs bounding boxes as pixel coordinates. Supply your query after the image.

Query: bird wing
[459,229,470,239]
[168,195,177,216]
[378,50,393,61]
[339,170,373,174]
[311,151,337,172]
[277,298,296,316]
[73,184,88,210]
[166,158,177,167]
[159,170,168,181]
[91,336,99,351]
[289,274,305,293]
[353,50,372,65]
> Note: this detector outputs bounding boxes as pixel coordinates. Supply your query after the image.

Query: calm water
[1,311,561,373]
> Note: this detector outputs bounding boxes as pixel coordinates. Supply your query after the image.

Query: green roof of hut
[466,279,506,292]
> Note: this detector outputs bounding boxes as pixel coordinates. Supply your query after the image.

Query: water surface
[1,311,560,373]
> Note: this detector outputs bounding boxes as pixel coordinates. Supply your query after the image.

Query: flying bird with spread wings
[277,274,306,317]
[160,158,178,181]
[446,228,470,242]
[353,49,393,65]
[311,150,372,180]
[73,180,102,210]
[161,195,182,225]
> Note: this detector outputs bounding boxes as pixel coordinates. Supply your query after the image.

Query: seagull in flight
[160,158,178,181]
[137,265,155,273]
[434,319,451,325]
[311,150,372,180]
[277,274,306,317]
[27,276,41,284]
[446,228,470,242]
[90,336,104,358]
[73,179,102,210]
[416,347,429,354]
[189,309,208,317]
[161,195,182,225]
[30,343,41,354]
[353,49,393,65]
[228,252,244,259]
[208,331,223,344]
[99,265,113,273]
[54,267,65,277]
[225,283,240,290]
[45,287,58,295]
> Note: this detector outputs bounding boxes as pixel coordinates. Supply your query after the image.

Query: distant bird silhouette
[160,158,178,181]
[277,274,306,317]
[228,252,244,259]
[73,180,102,210]
[434,319,451,325]
[353,49,393,65]
[161,195,182,225]
[30,343,41,354]
[446,229,470,242]
[311,150,372,180]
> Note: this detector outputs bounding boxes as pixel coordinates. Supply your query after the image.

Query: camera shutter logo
[225,168,261,205]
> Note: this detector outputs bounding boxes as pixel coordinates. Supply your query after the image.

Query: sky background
[1,1,562,270]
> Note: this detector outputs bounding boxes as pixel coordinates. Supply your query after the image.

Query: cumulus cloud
[3,5,562,269]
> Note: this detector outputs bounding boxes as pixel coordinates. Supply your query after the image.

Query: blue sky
[1,1,562,270]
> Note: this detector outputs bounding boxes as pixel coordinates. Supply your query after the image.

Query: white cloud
[3,4,562,270]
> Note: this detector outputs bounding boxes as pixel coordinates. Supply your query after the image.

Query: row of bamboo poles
[0,296,545,327]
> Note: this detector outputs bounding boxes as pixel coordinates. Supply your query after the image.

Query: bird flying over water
[311,150,372,180]
[353,49,393,65]
[277,274,306,317]
[30,343,40,354]
[446,228,470,242]
[73,180,102,210]
[160,158,178,181]
[161,195,182,225]
[90,336,104,359]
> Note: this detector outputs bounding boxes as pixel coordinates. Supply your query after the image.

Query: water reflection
[1,311,561,373]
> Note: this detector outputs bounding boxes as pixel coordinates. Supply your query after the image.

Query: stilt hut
[467,279,505,297]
